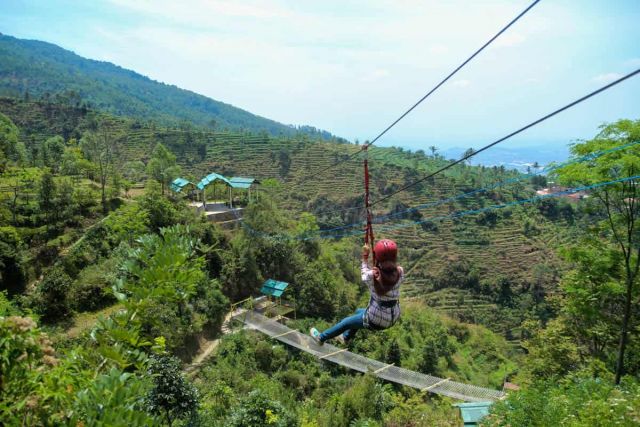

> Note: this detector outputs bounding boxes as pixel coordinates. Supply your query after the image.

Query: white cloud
[452,79,470,88]
[591,73,623,84]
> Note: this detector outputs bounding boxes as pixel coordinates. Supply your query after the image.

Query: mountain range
[0,33,342,140]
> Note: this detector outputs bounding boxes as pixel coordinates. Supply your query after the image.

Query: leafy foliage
[117,224,228,352]
[146,354,198,426]
[147,143,181,195]
[484,373,640,427]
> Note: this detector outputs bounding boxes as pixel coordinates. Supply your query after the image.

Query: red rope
[363,147,375,263]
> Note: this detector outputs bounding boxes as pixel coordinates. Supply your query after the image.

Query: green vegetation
[0,48,639,424]
[0,34,344,140]
[482,119,640,424]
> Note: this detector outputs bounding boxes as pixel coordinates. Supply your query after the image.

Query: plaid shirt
[362,261,403,328]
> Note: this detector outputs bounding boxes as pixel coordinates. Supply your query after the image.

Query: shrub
[145,354,198,426]
[33,266,72,323]
[226,389,296,427]
[70,259,118,312]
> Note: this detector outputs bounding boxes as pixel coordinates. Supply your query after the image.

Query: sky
[1,0,639,154]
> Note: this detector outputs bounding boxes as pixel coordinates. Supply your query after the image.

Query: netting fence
[237,310,505,402]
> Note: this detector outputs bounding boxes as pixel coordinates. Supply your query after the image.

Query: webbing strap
[363,146,376,262]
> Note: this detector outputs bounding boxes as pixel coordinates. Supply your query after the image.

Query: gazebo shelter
[258,279,295,322]
[229,177,261,204]
[454,402,493,426]
[196,172,233,208]
[170,178,197,199]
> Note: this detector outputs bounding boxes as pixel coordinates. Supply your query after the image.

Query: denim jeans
[320,308,366,342]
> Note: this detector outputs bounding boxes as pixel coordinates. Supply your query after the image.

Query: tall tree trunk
[615,275,633,384]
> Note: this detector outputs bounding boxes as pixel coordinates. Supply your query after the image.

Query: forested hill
[0,33,342,140]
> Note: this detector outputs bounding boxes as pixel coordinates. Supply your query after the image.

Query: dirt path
[184,309,243,375]
[65,304,122,339]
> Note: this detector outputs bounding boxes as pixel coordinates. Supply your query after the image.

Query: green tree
[555,119,640,384]
[33,266,72,323]
[521,318,582,381]
[145,354,198,426]
[123,160,146,183]
[73,368,158,427]
[0,227,27,293]
[227,389,296,427]
[116,225,227,351]
[560,243,623,363]
[386,338,402,367]
[41,136,65,172]
[81,121,121,213]
[0,113,19,172]
[146,143,181,195]
[483,373,640,427]
[294,262,337,319]
[38,170,57,225]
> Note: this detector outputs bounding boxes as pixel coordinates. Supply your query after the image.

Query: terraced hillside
[1,98,573,339]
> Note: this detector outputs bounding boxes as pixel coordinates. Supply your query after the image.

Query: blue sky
[1,0,639,153]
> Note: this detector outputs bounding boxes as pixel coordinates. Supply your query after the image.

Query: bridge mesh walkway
[237,311,504,402]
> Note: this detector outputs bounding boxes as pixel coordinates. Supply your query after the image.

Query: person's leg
[320,308,366,342]
[343,308,366,341]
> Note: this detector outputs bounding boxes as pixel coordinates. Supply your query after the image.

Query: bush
[70,259,118,312]
[226,389,296,427]
[145,354,198,426]
[139,192,180,231]
[33,266,72,323]
[483,374,640,426]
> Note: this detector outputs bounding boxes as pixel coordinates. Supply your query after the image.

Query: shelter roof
[454,402,493,425]
[230,177,261,189]
[260,279,289,297]
[196,173,232,190]
[170,178,195,193]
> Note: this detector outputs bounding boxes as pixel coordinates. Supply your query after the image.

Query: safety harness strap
[363,145,376,263]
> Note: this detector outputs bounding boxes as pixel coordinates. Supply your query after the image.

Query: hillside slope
[0,33,341,139]
[0,98,572,342]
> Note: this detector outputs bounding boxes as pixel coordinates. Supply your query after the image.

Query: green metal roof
[170,178,195,193]
[454,402,493,426]
[196,173,232,190]
[260,279,289,297]
[230,177,260,189]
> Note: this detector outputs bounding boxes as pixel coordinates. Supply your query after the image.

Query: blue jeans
[320,308,366,342]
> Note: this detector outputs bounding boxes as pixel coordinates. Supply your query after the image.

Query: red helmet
[374,239,397,262]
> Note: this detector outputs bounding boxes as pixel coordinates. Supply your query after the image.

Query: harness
[365,296,399,330]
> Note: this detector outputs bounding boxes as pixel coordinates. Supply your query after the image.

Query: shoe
[310,328,323,345]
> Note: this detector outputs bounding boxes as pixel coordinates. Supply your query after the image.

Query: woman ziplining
[310,145,404,344]
[310,238,404,345]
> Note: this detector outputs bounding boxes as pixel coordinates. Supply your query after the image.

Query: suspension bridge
[233,308,505,403]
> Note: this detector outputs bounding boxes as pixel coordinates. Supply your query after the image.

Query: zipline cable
[289,128,640,230]
[287,0,542,190]
[308,174,640,241]
[311,140,640,236]
[370,68,640,208]
[231,139,638,240]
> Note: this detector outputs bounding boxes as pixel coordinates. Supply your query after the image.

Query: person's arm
[361,245,374,286]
